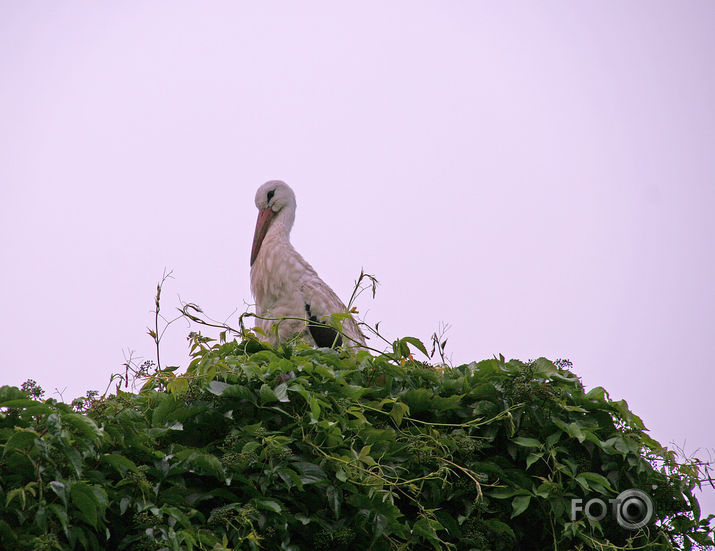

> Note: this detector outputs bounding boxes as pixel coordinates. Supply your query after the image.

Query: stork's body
[250,181,365,348]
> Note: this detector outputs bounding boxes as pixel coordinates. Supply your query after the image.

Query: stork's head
[251,180,296,266]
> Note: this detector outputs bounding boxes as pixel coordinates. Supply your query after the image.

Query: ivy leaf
[254,498,281,513]
[413,516,444,547]
[64,447,84,478]
[274,382,289,403]
[49,481,68,507]
[277,467,304,490]
[326,486,341,519]
[293,461,327,485]
[259,384,278,404]
[0,399,39,409]
[526,452,543,469]
[101,453,139,476]
[490,487,529,499]
[2,429,39,456]
[511,495,531,518]
[65,413,103,442]
[585,386,609,401]
[183,452,225,479]
[167,376,190,397]
[206,381,229,395]
[70,482,99,528]
[151,394,180,427]
[512,436,541,448]
[401,337,429,358]
[483,518,516,541]
[5,488,26,509]
[48,504,69,538]
[0,347,701,549]
[390,401,409,426]
[575,472,613,494]
[0,385,30,403]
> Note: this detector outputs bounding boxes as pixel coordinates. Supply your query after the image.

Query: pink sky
[1,2,713,517]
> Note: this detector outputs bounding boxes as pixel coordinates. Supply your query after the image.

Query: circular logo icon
[614,489,653,530]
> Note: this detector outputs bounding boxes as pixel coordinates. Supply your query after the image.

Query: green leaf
[531,357,558,377]
[65,413,103,441]
[413,516,444,547]
[545,431,561,447]
[554,419,586,442]
[293,461,327,485]
[242,423,263,436]
[575,472,613,494]
[120,496,131,515]
[490,487,530,499]
[526,452,543,469]
[295,513,311,525]
[49,481,68,507]
[71,482,99,528]
[356,445,376,466]
[611,399,646,430]
[167,376,190,397]
[326,486,341,519]
[390,401,409,426]
[221,384,254,400]
[151,394,180,427]
[183,452,225,479]
[535,481,556,499]
[347,406,368,425]
[206,380,229,395]
[49,504,69,537]
[259,384,278,404]
[101,453,139,475]
[273,382,289,402]
[307,396,321,419]
[250,350,280,364]
[482,518,516,541]
[585,386,609,401]
[2,429,40,456]
[254,498,281,513]
[0,346,697,550]
[5,488,26,509]
[512,436,541,448]
[34,506,47,535]
[374,513,388,539]
[277,466,304,490]
[402,388,434,413]
[338,384,369,400]
[511,495,531,518]
[64,446,84,478]
[401,336,429,357]
[46,411,65,435]
[0,398,39,409]
[0,385,28,403]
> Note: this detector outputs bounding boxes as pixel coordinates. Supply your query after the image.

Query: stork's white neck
[266,207,295,242]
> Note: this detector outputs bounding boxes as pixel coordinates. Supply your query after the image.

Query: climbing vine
[0,335,713,550]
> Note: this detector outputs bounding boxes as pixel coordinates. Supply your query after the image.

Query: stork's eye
[267,190,275,202]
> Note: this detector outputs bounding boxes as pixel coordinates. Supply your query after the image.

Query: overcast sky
[1,2,713,517]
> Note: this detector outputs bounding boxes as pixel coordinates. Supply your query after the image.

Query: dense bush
[0,336,712,550]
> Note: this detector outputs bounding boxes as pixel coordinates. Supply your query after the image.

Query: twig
[149,269,175,370]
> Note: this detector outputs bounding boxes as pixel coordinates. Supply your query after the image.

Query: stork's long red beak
[250,208,275,266]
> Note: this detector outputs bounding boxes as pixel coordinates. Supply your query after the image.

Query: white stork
[250,180,365,348]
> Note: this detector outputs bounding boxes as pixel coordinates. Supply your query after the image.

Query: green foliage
[1,342,713,550]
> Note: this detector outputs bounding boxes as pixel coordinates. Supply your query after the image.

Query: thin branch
[149,269,174,370]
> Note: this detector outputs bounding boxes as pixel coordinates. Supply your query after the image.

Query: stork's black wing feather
[305,304,343,348]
